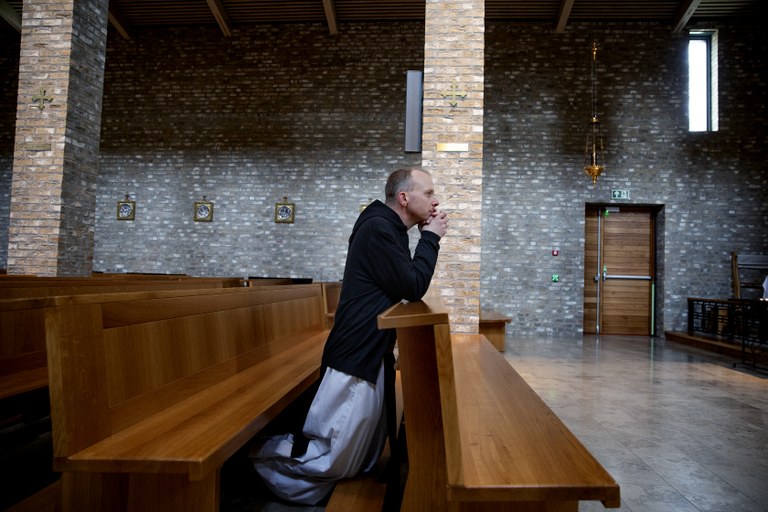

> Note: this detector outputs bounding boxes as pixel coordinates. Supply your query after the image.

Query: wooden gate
[584,206,655,335]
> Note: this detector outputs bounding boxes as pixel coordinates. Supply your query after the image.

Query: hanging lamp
[584,41,605,185]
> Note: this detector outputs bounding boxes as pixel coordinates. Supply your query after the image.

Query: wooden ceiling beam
[0,0,21,32]
[554,0,575,33]
[672,0,702,33]
[322,0,338,35]
[206,0,232,37]
[108,5,131,40]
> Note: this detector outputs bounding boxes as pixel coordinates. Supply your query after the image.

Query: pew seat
[43,284,329,512]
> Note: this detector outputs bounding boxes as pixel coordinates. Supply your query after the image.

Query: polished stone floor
[221,335,768,512]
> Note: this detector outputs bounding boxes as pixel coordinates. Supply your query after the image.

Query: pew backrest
[45,284,327,460]
[0,277,296,399]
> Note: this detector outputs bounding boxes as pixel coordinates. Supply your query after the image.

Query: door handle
[602,265,652,280]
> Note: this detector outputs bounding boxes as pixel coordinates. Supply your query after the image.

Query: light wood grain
[378,291,620,511]
[444,334,620,507]
[479,308,511,351]
[0,279,299,401]
[44,284,329,512]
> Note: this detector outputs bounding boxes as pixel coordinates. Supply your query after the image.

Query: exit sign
[611,189,630,199]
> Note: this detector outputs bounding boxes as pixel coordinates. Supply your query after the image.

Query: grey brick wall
[481,22,767,336]
[1,20,765,335]
[95,23,424,281]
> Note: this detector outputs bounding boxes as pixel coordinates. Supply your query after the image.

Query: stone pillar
[422,0,484,333]
[7,0,109,275]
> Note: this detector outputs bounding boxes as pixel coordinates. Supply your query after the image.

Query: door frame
[583,203,665,336]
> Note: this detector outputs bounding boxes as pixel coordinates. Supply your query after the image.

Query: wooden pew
[378,292,620,511]
[321,281,342,329]
[41,284,329,512]
[1,301,51,400]
[0,279,309,510]
[0,279,223,400]
[0,276,296,399]
[479,308,511,351]
[0,275,249,298]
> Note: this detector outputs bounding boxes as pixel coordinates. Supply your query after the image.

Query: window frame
[688,30,718,132]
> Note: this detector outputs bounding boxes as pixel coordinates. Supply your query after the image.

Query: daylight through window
[688,31,718,132]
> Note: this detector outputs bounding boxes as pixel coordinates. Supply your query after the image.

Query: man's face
[404,171,439,222]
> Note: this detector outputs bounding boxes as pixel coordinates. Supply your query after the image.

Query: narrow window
[688,31,718,132]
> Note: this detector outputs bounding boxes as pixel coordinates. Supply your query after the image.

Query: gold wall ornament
[32,87,54,111]
[583,41,606,185]
[440,82,468,107]
[194,196,214,222]
[275,197,295,223]
[116,194,136,221]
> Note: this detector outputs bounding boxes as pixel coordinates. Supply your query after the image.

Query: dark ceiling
[2,0,765,38]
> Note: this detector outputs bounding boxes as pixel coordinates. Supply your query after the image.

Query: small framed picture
[194,200,214,222]
[274,202,295,223]
[116,200,135,221]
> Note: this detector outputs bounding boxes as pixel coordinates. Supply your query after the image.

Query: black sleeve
[361,220,440,302]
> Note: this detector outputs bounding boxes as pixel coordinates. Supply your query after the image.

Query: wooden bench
[0,276,250,401]
[42,284,329,512]
[0,275,249,299]
[378,291,620,511]
[1,299,53,401]
[479,307,511,351]
[321,281,342,329]
[0,276,297,399]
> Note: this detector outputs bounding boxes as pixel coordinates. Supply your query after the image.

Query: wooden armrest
[378,289,449,330]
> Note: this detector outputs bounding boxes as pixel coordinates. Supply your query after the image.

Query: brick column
[422,0,484,333]
[7,0,108,275]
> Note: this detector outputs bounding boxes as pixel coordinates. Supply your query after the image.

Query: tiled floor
[221,335,768,512]
[505,336,768,512]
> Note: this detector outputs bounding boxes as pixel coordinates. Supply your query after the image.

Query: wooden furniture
[321,281,342,329]
[731,252,768,299]
[0,278,252,510]
[0,276,295,399]
[0,278,232,398]
[378,291,620,511]
[479,308,511,351]
[43,284,329,512]
[0,275,248,299]
[5,480,61,512]
[1,299,53,400]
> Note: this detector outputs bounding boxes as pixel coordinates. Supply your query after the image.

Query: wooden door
[584,206,654,335]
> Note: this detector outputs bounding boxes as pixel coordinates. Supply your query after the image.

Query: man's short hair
[385,168,427,203]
